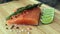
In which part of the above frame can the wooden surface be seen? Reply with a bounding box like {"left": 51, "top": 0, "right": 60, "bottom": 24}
{"left": 0, "top": 0, "right": 60, "bottom": 34}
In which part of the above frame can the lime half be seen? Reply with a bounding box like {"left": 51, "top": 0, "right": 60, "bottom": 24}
{"left": 41, "top": 7, "right": 54, "bottom": 24}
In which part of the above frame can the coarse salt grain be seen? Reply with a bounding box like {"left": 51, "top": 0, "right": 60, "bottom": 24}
{"left": 27, "top": 31, "right": 30, "bottom": 34}
{"left": 27, "top": 27, "right": 32, "bottom": 30}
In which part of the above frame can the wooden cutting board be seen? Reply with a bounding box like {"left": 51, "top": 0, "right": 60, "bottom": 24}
{"left": 0, "top": 0, "right": 60, "bottom": 34}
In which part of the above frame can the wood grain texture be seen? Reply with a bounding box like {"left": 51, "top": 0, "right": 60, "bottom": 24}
{"left": 0, "top": 0, "right": 60, "bottom": 34}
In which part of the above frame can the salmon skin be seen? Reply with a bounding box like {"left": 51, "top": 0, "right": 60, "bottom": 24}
{"left": 7, "top": 7, "right": 41, "bottom": 25}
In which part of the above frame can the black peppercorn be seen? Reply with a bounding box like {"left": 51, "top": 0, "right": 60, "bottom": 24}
{"left": 6, "top": 28, "right": 8, "bottom": 29}
{"left": 10, "top": 25, "right": 14, "bottom": 29}
{"left": 16, "top": 27, "right": 19, "bottom": 29}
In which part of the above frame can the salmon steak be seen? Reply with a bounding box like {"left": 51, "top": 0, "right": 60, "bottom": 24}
{"left": 6, "top": 5, "right": 41, "bottom": 25}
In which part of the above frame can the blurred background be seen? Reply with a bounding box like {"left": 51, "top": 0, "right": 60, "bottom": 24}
{"left": 0, "top": 0, "right": 60, "bottom": 10}
{"left": 37, "top": 0, "right": 60, "bottom": 10}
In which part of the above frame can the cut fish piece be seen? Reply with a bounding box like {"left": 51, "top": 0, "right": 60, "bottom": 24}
{"left": 7, "top": 7, "right": 41, "bottom": 25}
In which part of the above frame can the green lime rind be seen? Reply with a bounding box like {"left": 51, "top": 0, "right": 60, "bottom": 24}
{"left": 41, "top": 7, "right": 54, "bottom": 24}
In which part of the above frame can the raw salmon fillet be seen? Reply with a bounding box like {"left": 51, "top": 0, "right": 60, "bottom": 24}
{"left": 7, "top": 7, "right": 41, "bottom": 25}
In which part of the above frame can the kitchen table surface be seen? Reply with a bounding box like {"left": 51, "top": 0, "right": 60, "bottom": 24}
{"left": 0, "top": 0, "right": 60, "bottom": 34}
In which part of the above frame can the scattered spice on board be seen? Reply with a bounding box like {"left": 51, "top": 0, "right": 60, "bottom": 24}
{"left": 6, "top": 27, "right": 8, "bottom": 29}
{"left": 16, "top": 27, "right": 19, "bottom": 29}
{"left": 5, "top": 24, "right": 8, "bottom": 26}
{"left": 10, "top": 25, "right": 14, "bottom": 29}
